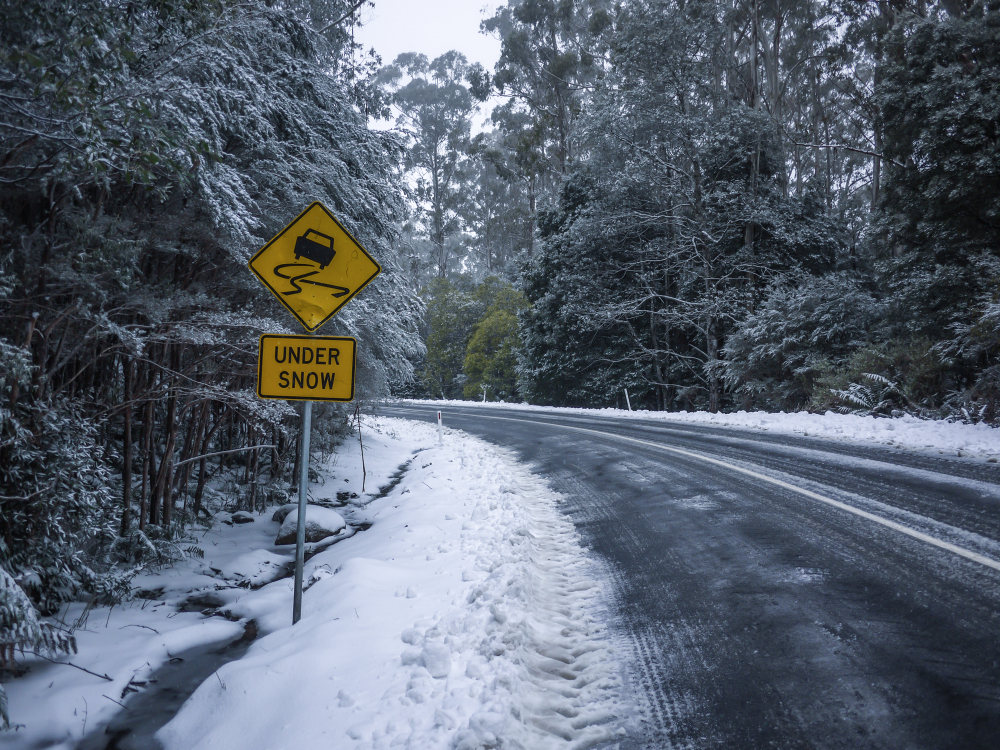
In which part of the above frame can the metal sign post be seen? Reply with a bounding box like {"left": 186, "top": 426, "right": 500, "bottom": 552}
{"left": 256, "top": 334, "right": 354, "bottom": 625}
{"left": 292, "top": 398, "right": 312, "bottom": 624}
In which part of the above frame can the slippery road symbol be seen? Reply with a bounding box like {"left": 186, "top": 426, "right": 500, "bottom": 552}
{"left": 273, "top": 263, "right": 350, "bottom": 297}
{"left": 247, "top": 201, "right": 381, "bottom": 331}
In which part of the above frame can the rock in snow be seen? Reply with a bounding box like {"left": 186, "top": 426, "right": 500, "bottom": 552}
{"left": 275, "top": 506, "right": 346, "bottom": 545}
{"left": 230, "top": 511, "right": 254, "bottom": 524}
{"left": 218, "top": 549, "right": 288, "bottom": 587}
{"left": 271, "top": 502, "right": 299, "bottom": 523}
{"left": 272, "top": 501, "right": 344, "bottom": 524}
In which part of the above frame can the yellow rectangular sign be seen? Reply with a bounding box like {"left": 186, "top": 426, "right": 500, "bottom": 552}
{"left": 257, "top": 334, "right": 356, "bottom": 402}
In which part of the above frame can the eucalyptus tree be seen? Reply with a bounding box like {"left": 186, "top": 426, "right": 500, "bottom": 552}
{"left": 479, "top": 0, "right": 612, "bottom": 184}
{"left": 876, "top": 1, "right": 1000, "bottom": 325}
{"left": 379, "top": 52, "right": 476, "bottom": 279}
{"left": 518, "top": 0, "right": 847, "bottom": 411}
{"left": 874, "top": 0, "right": 1000, "bottom": 394}
{"left": 518, "top": 171, "right": 662, "bottom": 407}
{"left": 464, "top": 130, "right": 533, "bottom": 275}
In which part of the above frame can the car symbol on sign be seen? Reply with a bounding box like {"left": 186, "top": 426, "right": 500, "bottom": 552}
{"left": 293, "top": 229, "right": 336, "bottom": 269}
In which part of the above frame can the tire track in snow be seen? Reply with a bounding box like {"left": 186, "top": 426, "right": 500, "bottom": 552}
{"left": 337, "top": 434, "right": 627, "bottom": 749}
{"left": 551, "top": 468, "right": 705, "bottom": 750}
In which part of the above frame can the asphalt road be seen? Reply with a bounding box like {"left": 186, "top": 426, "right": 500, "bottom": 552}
{"left": 381, "top": 404, "right": 1000, "bottom": 750}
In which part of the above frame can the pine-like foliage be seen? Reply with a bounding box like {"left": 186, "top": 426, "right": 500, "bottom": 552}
{"left": 724, "top": 272, "right": 881, "bottom": 410}
{"left": 1, "top": 567, "right": 76, "bottom": 728}
{"left": 878, "top": 2, "right": 1000, "bottom": 344}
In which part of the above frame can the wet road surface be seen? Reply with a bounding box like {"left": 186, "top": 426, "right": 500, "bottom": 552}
{"left": 383, "top": 404, "right": 1000, "bottom": 750}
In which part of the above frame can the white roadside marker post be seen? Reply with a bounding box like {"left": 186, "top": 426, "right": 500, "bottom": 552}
{"left": 437, "top": 411, "right": 443, "bottom": 446}
{"left": 292, "top": 398, "right": 312, "bottom": 624}
{"left": 624, "top": 388, "right": 632, "bottom": 411}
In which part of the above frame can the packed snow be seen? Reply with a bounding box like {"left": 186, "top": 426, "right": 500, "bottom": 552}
{"left": 0, "top": 417, "right": 624, "bottom": 750}
{"left": 402, "top": 400, "right": 1000, "bottom": 462}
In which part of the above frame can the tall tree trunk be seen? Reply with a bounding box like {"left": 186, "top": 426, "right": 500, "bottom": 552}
{"left": 194, "top": 404, "right": 226, "bottom": 517}
{"left": 120, "top": 356, "right": 133, "bottom": 535}
{"left": 140, "top": 394, "right": 153, "bottom": 529}
{"left": 748, "top": 0, "right": 762, "bottom": 253}
{"left": 527, "top": 178, "right": 536, "bottom": 257}
{"left": 4, "top": 316, "right": 37, "bottom": 465}
{"left": 248, "top": 439, "right": 260, "bottom": 512}
{"left": 872, "top": 124, "right": 882, "bottom": 211}
{"left": 156, "top": 346, "right": 180, "bottom": 527}
{"left": 270, "top": 425, "right": 280, "bottom": 480}
{"left": 707, "top": 317, "right": 720, "bottom": 414}
{"left": 171, "top": 401, "right": 205, "bottom": 496}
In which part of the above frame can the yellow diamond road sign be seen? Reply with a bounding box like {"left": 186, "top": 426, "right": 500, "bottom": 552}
{"left": 249, "top": 202, "right": 381, "bottom": 331}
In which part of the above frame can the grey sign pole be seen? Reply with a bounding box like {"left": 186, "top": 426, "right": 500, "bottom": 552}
{"left": 292, "top": 399, "right": 312, "bottom": 624}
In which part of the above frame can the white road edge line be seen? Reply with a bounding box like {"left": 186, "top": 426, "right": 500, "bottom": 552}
{"left": 393, "top": 407, "right": 1000, "bottom": 573}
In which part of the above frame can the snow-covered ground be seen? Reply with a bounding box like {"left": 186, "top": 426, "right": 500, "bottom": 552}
{"left": 401, "top": 400, "right": 1000, "bottom": 462}
{"left": 1, "top": 418, "right": 625, "bottom": 750}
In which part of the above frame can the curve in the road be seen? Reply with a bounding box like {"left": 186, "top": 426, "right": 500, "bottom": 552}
{"left": 383, "top": 404, "right": 1000, "bottom": 750}
{"left": 425, "top": 410, "right": 1000, "bottom": 573}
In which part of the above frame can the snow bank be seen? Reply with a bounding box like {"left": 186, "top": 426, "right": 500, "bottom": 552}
{"left": 0, "top": 417, "right": 624, "bottom": 750}
{"left": 157, "top": 418, "right": 624, "bottom": 749}
{"left": 402, "top": 400, "right": 1000, "bottom": 461}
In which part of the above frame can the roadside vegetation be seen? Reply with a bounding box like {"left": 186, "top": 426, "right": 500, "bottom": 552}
{"left": 391, "top": 1, "right": 1000, "bottom": 421}
{"left": 0, "top": 0, "right": 420, "bottom": 722}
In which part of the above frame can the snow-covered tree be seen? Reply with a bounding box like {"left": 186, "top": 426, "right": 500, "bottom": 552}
{"left": 0, "top": 1, "right": 420, "bottom": 711}
{"left": 378, "top": 52, "right": 476, "bottom": 279}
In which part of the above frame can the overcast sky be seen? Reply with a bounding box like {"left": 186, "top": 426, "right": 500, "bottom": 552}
{"left": 353, "top": 0, "right": 502, "bottom": 71}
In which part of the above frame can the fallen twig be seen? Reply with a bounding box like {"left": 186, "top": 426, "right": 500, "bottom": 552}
{"left": 102, "top": 694, "right": 129, "bottom": 710}
{"left": 32, "top": 653, "right": 112, "bottom": 682}
{"left": 173, "top": 445, "right": 277, "bottom": 468}
{"left": 118, "top": 624, "right": 160, "bottom": 634}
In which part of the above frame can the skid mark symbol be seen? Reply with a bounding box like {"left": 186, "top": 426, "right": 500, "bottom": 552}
{"left": 273, "top": 264, "right": 350, "bottom": 297}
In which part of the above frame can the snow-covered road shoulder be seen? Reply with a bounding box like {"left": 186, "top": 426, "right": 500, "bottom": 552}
{"left": 157, "top": 417, "right": 625, "bottom": 749}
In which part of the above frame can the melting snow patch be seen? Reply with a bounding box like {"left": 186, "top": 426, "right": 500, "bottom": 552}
{"left": 676, "top": 494, "right": 718, "bottom": 511}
